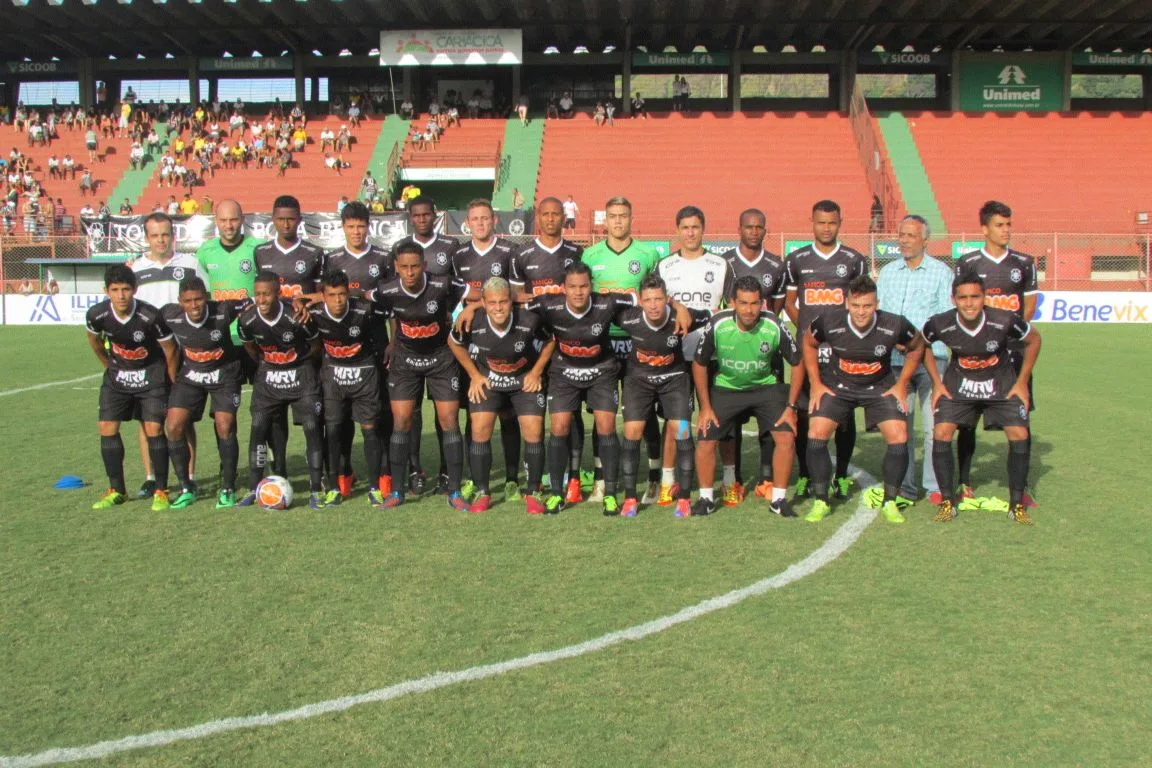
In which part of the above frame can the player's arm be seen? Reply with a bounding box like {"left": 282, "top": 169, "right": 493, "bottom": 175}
{"left": 522, "top": 336, "right": 554, "bottom": 394}
{"left": 448, "top": 328, "right": 489, "bottom": 403}
{"left": 85, "top": 328, "right": 110, "bottom": 369}
{"left": 782, "top": 258, "right": 800, "bottom": 325}
{"left": 920, "top": 319, "right": 951, "bottom": 407}
{"left": 1007, "top": 323, "right": 1041, "bottom": 409}
{"left": 666, "top": 298, "right": 694, "bottom": 335}
{"left": 802, "top": 330, "right": 832, "bottom": 411}
{"left": 160, "top": 337, "right": 180, "bottom": 382}
{"left": 1023, "top": 260, "right": 1039, "bottom": 321}
{"left": 1023, "top": 294, "right": 1037, "bottom": 322}
{"left": 692, "top": 327, "right": 719, "bottom": 434}
{"left": 886, "top": 327, "right": 926, "bottom": 404}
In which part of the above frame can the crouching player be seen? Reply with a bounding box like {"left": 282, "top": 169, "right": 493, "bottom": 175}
{"left": 693, "top": 276, "right": 801, "bottom": 518}
{"left": 803, "top": 275, "right": 925, "bottom": 524}
{"left": 161, "top": 276, "right": 247, "bottom": 509}
{"left": 450, "top": 277, "right": 554, "bottom": 513}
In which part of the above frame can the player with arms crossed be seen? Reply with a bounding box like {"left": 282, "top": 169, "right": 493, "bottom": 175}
{"left": 86, "top": 265, "right": 179, "bottom": 511}
{"left": 803, "top": 275, "right": 925, "bottom": 524}
{"left": 693, "top": 276, "right": 802, "bottom": 518}
{"left": 923, "top": 273, "right": 1041, "bottom": 525}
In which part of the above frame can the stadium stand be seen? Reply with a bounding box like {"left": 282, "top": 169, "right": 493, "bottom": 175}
{"left": 400, "top": 114, "right": 506, "bottom": 170}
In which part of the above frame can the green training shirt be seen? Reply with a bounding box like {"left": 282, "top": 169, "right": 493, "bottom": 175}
{"left": 582, "top": 238, "right": 662, "bottom": 337}
{"left": 195, "top": 235, "right": 260, "bottom": 342}
{"left": 694, "top": 309, "right": 799, "bottom": 391}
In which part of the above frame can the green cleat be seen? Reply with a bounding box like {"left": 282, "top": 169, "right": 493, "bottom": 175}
{"left": 833, "top": 476, "right": 854, "bottom": 500}
{"left": 793, "top": 476, "right": 811, "bottom": 499}
{"left": 881, "top": 500, "right": 906, "bottom": 524}
{"left": 544, "top": 494, "right": 565, "bottom": 514}
{"left": 602, "top": 496, "right": 620, "bottom": 516}
{"left": 804, "top": 499, "right": 831, "bottom": 523}
{"left": 504, "top": 480, "right": 522, "bottom": 501}
{"left": 322, "top": 490, "right": 342, "bottom": 507}
{"left": 459, "top": 479, "right": 476, "bottom": 500}
{"left": 151, "top": 490, "right": 170, "bottom": 512}
{"left": 170, "top": 489, "right": 197, "bottom": 510}
{"left": 367, "top": 489, "right": 385, "bottom": 507}
{"left": 215, "top": 489, "right": 236, "bottom": 509}
{"left": 92, "top": 489, "right": 127, "bottom": 510}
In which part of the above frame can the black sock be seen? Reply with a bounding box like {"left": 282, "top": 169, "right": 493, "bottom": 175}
{"left": 168, "top": 436, "right": 191, "bottom": 490}
{"left": 597, "top": 432, "right": 621, "bottom": 496}
{"left": 758, "top": 430, "right": 775, "bottom": 485}
{"left": 408, "top": 408, "right": 424, "bottom": 474}
{"left": 248, "top": 418, "right": 269, "bottom": 491}
{"left": 100, "top": 434, "right": 126, "bottom": 494}
{"left": 591, "top": 419, "right": 603, "bottom": 481}
{"left": 270, "top": 412, "right": 289, "bottom": 477}
{"left": 147, "top": 435, "right": 169, "bottom": 490}
{"left": 932, "top": 442, "right": 955, "bottom": 504}
{"left": 500, "top": 414, "right": 520, "bottom": 482}
{"left": 675, "top": 438, "right": 695, "bottom": 500}
{"left": 795, "top": 411, "right": 810, "bottom": 477}
{"left": 469, "top": 439, "right": 493, "bottom": 495}
{"left": 325, "top": 422, "right": 344, "bottom": 490}
{"left": 550, "top": 433, "right": 570, "bottom": 496}
{"left": 957, "top": 427, "right": 976, "bottom": 486}
{"left": 621, "top": 438, "right": 641, "bottom": 499}
{"left": 362, "top": 426, "right": 382, "bottom": 486}
{"left": 442, "top": 428, "right": 464, "bottom": 493}
{"left": 733, "top": 427, "right": 744, "bottom": 485}
{"left": 1008, "top": 439, "right": 1030, "bottom": 508}
{"left": 569, "top": 418, "right": 584, "bottom": 477}
{"left": 806, "top": 438, "right": 831, "bottom": 500}
{"left": 883, "top": 443, "right": 909, "bottom": 503}
{"left": 389, "top": 430, "right": 410, "bottom": 494}
{"left": 218, "top": 434, "right": 239, "bottom": 490}
{"left": 339, "top": 420, "right": 355, "bottom": 475}
{"left": 834, "top": 420, "right": 856, "bottom": 478}
{"left": 433, "top": 415, "right": 448, "bottom": 476}
{"left": 302, "top": 420, "right": 324, "bottom": 493}
{"left": 644, "top": 414, "right": 662, "bottom": 482}
{"left": 524, "top": 440, "right": 544, "bottom": 492}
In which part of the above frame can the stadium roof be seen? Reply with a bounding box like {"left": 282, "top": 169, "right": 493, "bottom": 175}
{"left": 3, "top": 0, "right": 1152, "bottom": 62}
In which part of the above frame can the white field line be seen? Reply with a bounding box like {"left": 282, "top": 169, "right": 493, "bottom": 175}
{"left": 0, "top": 374, "right": 102, "bottom": 398}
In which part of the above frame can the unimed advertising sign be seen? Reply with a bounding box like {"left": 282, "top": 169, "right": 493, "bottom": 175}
{"left": 379, "top": 29, "right": 522, "bottom": 66}
{"left": 958, "top": 53, "right": 1065, "bottom": 111}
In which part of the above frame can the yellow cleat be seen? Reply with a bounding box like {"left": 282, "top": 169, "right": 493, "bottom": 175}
{"left": 722, "top": 481, "right": 746, "bottom": 507}
{"left": 656, "top": 483, "right": 678, "bottom": 507}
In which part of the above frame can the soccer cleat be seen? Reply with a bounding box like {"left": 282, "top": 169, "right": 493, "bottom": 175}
{"left": 151, "top": 490, "right": 170, "bottom": 512}
{"left": 236, "top": 490, "right": 258, "bottom": 507}
{"left": 564, "top": 477, "right": 584, "bottom": 505}
{"left": 602, "top": 496, "right": 620, "bottom": 516}
{"left": 959, "top": 484, "right": 975, "bottom": 499}
{"left": 524, "top": 495, "right": 546, "bottom": 515}
{"left": 928, "top": 491, "right": 945, "bottom": 505}
{"left": 309, "top": 492, "right": 326, "bottom": 510}
{"left": 377, "top": 491, "right": 405, "bottom": 509}
{"left": 407, "top": 471, "right": 426, "bottom": 496}
{"left": 620, "top": 498, "right": 639, "bottom": 517}
{"left": 504, "top": 480, "right": 522, "bottom": 501}
{"left": 832, "top": 476, "right": 854, "bottom": 500}
{"left": 469, "top": 494, "right": 492, "bottom": 514}
{"left": 459, "top": 479, "right": 476, "bottom": 500}
{"left": 367, "top": 489, "right": 386, "bottom": 507}
{"left": 378, "top": 475, "right": 393, "bottom": 496}
{"left": 722, "top": 482, "right": 746, "bottom": 507}
{"left": 1008, "top": 504, "right": 1034, "bottom": 525}
{"left": 586, "top": 479, "right": 606, "bottom": 503}
{"left": 337, "top": 474, "right": 355, "bottom": 497}
{"left": 215, "top": 489, "right": 236, "bottom": 509}
{"left": 137, "top": 479, "right": 157, "bottom": 499}
{"left": 322, "top": 490, "right": 343, "bottom": 507}
{"left": 690, "top": 497, "right": 716, "bottom": 517}
{"left": 881, "top": 500, "right": 906, "bottom": 524}
{"left": 92, "top": 489, "right": 126, "bottom": 510}
{"left": 894, "top": 495, "right": 916, "bottom": 509}
{"left": 543, "top": 494, "right": 565, "bottom": 514}
{"left": 804, "top": 499, "right": 831, "bottom": 523}
{"left": 447, "top": 491, "right": 470, "bottom": 511}
{"left": 170, "top": 489, "right": 197, "bottom": 510}
{"left": 640, "top": 480, "right": 661, "bottom": 505}
{"left": 433, "top": 472, "right": 451, "bottom": 495}
{"left": 185, "top": 478, "right": 198, "bottom": 496}
{"left": 933, "top": 500, "right": 957, "bottom": 522}
{"left": 656, "top": 483, "right": 678, "bottom": 507}
{"left": 770, "top": 498, "right": 797, "bottom": 518}
{"left": 793, "top": 476, "right": 811, "bottom": 500}
{"left": 1021, "top": 489, "right": 1038, "bottom": 508}
{"left": 674, "top": 498, "right": 693, "bottom": 518}
{"left": 579, "top": 469, "right": 596, "bottom": 489}
{"left": 754, "top": 480, "right": 774, "bottom": 500}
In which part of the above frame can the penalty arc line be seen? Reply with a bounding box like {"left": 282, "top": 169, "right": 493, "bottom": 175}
{"left": 0, "top": 468, "right": 879, "bottom": 768}
{"left": 0, "top": 374, "right": 102, "bottom": 398}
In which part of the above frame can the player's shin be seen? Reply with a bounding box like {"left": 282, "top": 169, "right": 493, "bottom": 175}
{"left": 270, "top": 412, "right": 289, "bottom": 477}
{"left": 524, "top": 439, "right": 544, "bottom": 492}
{"left": 758, "top": 430, "right": 775, "bottom": 485}
{"left": 408, "top": 409, "right": 424, "bottom": 474}
{"left": 932, "top": 442, "right": 956, "bottom": 504}
{"left": 568, "top": 418, "right": 584, "bottom": 476}
{"left": 146, "top": 434, "right": 170, "bottom": 490}
{"left": 1007, "top": 439, "right": 1030, "bottom": 508}
{"left": 621, "top": 438, "right": 641, "bottom": 499}
{"left": 169, "top": 436, "right": 192, "bottom": 489}
{"left": 549, "top": 433, "right": 569, "bottom": 496}
{"left": 957, "top": 426, "right": 976, "bottom": 486}
{"left": 834, "top": 420, "right": 856, "bottom": 479}
{"left": 643, "top": 414, "right": 662, "bottom": 482}
{"left": 441, "top": 427, "right": 464, "bottom": 493}
{"left": 100, "top": 434, "right": 127, "bottom": 494}
{"left": 301, "top": 419, "right": 325, "bottom": 493}
{"left": 248, "top": 419, "right": 269, "bottom": 491}
{"left": 361, "top": 425, "right": 382, "bottom": 486}
{"left": 675, "top": 438, "right": 695, "bottom": 500}
{"left": 795, "top": 412, "right": 810, "bottom": 477}
{"left": 218, "top": 434, "right": 239, "bottom": 490}
{"left": 500, "top": 414, "right": 520, "bottom": 483}
{"left": 883, "top": 443, "right": 910, "bottom": 503}
{"left": 806, "top": 438, "right": 832, "bottom": 501}
{"left": 596, "top": 432, "right": 621, "bottom": 496}
{"left": 325, "top": 422, "right": 344, "bottom": 491}
{"left": 339, "top": 420, "right": 355, "bottom": 476}
{"left": 469, "top": 439, "right": 493, "bottom": 495}
{"left": 389, "top": 430, "right": 410, "bottom": 494}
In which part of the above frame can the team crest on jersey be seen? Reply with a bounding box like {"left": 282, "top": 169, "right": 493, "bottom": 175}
{"left": 986, "top": 340, "right": 999, "bottom": 352}
{"left": 239, "top": 259, "right": 253, "bottom": 274}
{"left": 591, "top": 323, "right": 604, "bottom": 335}
{"left": 349, "top": 326, "right": 361, "bottom": 337}
{"left": 490, "top": 262, "right": 503, "bottom": 276}
{"left": 368, "top": 264, "right": 380, "bottom": 278}
{"left": 282, "top": 331, "right": 294, "bottom": 342}
{"left": 874, "top": 345, "right": 887, "bottom": 357}
{"left": 436, "top": 253, "right": 449, "bottom": 266}
{"left": 628, "top": 260, "right": 641, "bottom": 275}
{"left": 426, "top": 300, "right": 438, "bottom": 313}
{"left": 759, "top": 341, "right": 770, "bottom": 353}
{"left": 514, "top": 340, "right": 525, "bottom": 353}
{"left": 563, "top": 258, "right": 573, "bottom": 268}
{"left": 835, "top": 264, "right": 849, "bottom": 278}
{"left": 210, "top": 329, "right": 222, "bottom": 342}
{"left": 294, "top": 260, "right": 307, "bottom": 274}
{"left": 172, "top": 267, "right": 185, "bottom": 280}
{"left": 1010, "top": 268, "right": 1023, "bottom": 284}
{"left": 508, "top": 219, "right": 526, "bottom": 236}
{"left": 666, "top": 335, "right": 679, "bottom": 347}
{"left": 704, "top": 271, "right": 714, "bottom": 283}
{"left": 132, "top": 330, "right": 145, "bottom": 342}
{"left": 763, "top": 274, "right": 773, "bottom": 286}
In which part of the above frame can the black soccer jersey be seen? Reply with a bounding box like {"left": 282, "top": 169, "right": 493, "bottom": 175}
{"left": 236, "top": 300, "right": 318, "bottom": 368}
{"left": 451, "top": 240, "right": 517, "bottom": 295}
{"left": 526, "top": 293, "right": 635, "bottom": 372}
{"left": 161, "top": 300, "right": 245, "bottom": 379}
{"left": 370, "top": 274, "right": 465, "bottom": 356}
{"left": 308, "top": 297, "right": 387, "bottom": 367}
{"left": 253, "top": 239, "right": 325, "bottom": 298}
{"left": 954, "top": 248, "right": 1038, "bottom": 318}
{"left": 615, "top": 305, "right": 708, "bottom": 379}
{"left": 783, "top": 243, "right": 867, "bottom": 333}
{"left": 393, "top": 233, "right": 459, "bottom": 277}
{"left": 721, "top": 248, "right": 787, "bottom": 303}
{"left": 449, "top": 307, "right": 548, "bottom": 391}
{"left": 809, "top": 309, "right": 917, "bottom": 391}
{"left": 510, "top": 238, "right": 583, "bottom": 297}
{"left": 322, "top": 245, "right": 393, "bottom": 297}
{"left": 921, "top": 307, "right": 1031, "bottom": 401}
{"left": 86, "top": 300, "right": 172, "bottom": 385}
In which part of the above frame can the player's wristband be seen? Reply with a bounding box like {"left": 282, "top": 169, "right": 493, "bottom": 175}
{"left": 788, "top": 402, "right": 800, "bottom": 411}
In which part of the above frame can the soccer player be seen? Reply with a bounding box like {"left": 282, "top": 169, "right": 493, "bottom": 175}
{"left": 802, "top": 275, "right": 926, "bottom": 524}
{"left": 510, "top": 196, "right": 584, "bottom": 302}
{"left": 161, "top": 276, "right": 246, "bottom": 509}
{"left": 322, "top": 201, "right": 395, "bottom": 497}
{"left": 922, "top": 273, "right": 1041, "bottom": 525}
{"left": 86, "top": 265, "right": 179, "bottom": 511}
{"left": 655, "top": 205, "right": 732, "bottom": 505}
{"left": 581, "top": 196, "right": 665, "bottom": 504}
{"left": 449, "top": 277, "right": 554, "bottom": 513}
{"left": 616, "top": 274, "right": 710, "bottom": 518}
{"left": 195, "top": 199, "right": 258, "bottom": 304}
{"left": 784, "top": 200, "right": 867, "bottom": 501}
{"left": 308, "top": 270, "right": 390, "bottom": 508}
{"left": 370, "top": 242, "right": 470, "bottom": 511}
{"left": 953, "top": 201, "right": 1039, "bottom": 503}
{"left": 253, "top": 194, "right": 325, "bottom": 299}
{"left": 693, "top": 276, "right": 802, "bottom": 518}
{"left": 236, "top": 271, "right": 326, "bottom": 510}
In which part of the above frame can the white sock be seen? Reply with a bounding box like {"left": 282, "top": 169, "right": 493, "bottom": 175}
{"left": 146, "top": 474, "right": 156, "bottom": 481}
{"left": 649, "top": 458, "right": 661, "bottom": 471}
{"left": 661, "top": 467, "right": 675, "bottom": 485}
{"left": 772, "top": 487, "right": 787, "bottom": 502}
{"left": 700, "top": 487, "right": 714, "bottom": 501}
{"left": 594, "top": 456, "right": 602, "bottom": 469}
{"left": 722, "top": 465, "right": 736, "bottom": 485}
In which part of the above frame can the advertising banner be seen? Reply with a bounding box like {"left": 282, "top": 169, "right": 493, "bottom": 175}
{"left": 958, "top": 53, "right": 1065, "bottom": 111}
{"left": 1032, "top": 291, "right": 1152, "bottom": 323}
{"left": 631, "top": 52, "right": 731, "bottom": 68}
{"left": 198, "top": 56, "right": 293, "bottom": 73}
{"left": 1072, "top": 52, "right": 1152, "bottom": 68}
{"left": 5, "top": 293, "right": 105, "bottom": 326}
{"left": 379, "top": 29, "right": 522, "bottom": 66}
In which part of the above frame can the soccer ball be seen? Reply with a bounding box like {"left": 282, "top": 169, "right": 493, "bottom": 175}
{"left": 256, "top": 475, "right": 294, "bottom": 510}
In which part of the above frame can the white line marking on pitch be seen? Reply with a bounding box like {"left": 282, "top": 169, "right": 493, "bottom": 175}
{"left": 0, "top": 469, "right": 879, "bottom": 768}
{"left": 0, "top": 374, "right": 101, "bottom": 398}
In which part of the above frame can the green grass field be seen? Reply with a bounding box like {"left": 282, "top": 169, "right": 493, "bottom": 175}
{"left": 2, "top": 324, "right": 1151, "bottom": 766}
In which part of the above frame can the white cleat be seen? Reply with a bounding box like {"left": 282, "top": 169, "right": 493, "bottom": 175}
{"left": 640, "top": 480, "right": 660, "bottom": 505}
{"left": 586, "top": 479, "right": 606, "bottom": 503}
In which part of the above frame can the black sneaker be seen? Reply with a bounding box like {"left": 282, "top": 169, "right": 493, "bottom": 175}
{"left": 691, "top": 497, "right": 717, "bottom": 517}
{"left": 770, "top": 498, "right": 797, "bottom": 518}
{"left": 408, "top": 471, "right": 428, "bottom": 496}
{"left": 433, "top": 472, "right": 450, "bottom": 495}
{"left": 137, "top": 479, "right": 157, "bottom": 499}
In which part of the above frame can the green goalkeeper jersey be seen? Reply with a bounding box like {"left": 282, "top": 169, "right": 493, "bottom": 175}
{"left": 195, "top": 235, "right": 259, "bottom": 342}
{"left": 582, "top": 238, "right": 662, "bottom": 337}
{"left": 694, "top": 309, "right": 800, "bottom": 391}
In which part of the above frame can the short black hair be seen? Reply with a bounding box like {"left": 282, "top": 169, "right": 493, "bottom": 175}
{"left": 340, "top": 200, "right": 370, "bottom": 223}
{"left": 178, "top": 276, "right": 208, "bottom": 295}
{"left": 407, "top": 195, "right": 435, "bottom": 212}
{"left": 952, "top": 271, "right": 985, "bottom": 295}
{"left": 538, "top": 196, "right": 562, "bottom": 209}
{"left": 847, "top": 275, "right": 877, "bottom": 296}
{"left": 322, "top": 270, "right": 349, "bottom": 290}
{"left": 254, "top": 270, "right": 281, "bottom": 289}
{"left": 564, "top": 260, "right": 593, "bottom": 280}
{"left": 732, "top": 275, "right": 764, "bottom": 299}
{"left": 143, "top": 211, "right": 172, "bottom": 230}
{"left": 675, "top": 205, "right": 705, "bottom": 228}
{"left": 639, "top": 274, "right": 667, "bottom": 294}
{"left": 812, "top": 199, "right": 841, "bottom": 217}
{"left": 739, "top": 208, "right": 766, "bottom": 225}
{"left": 104, "top": 264, "right": 136, "bottom": 288}
{"left": 979, "top": 200, "right": 1012, "bottom": 227}
{"left": 393, "top": 241, "right": 424, "bottom": 260}
{"left": 272, "top": 194, "right": 301, "bottom": 212}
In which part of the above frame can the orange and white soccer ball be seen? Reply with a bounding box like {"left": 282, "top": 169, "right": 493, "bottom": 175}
{"left": 256, "top": 475, "right": 294, "bottom": 510}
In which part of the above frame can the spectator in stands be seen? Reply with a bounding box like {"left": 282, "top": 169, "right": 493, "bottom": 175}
{"left": 85, "top": 128, "right": 99, "bottom": 163}
{"left": 632, "top": 92, "right": 647, "bottom": 118}
{"left": 40, "top": 197, "right": 55, "bottom": 235}
{"left": 45, "top": 270, "right": 59, "bottom": 295}
{"left": 164, "top": 196, "right": 178, "bottom": 216}
{"left": 468, "top": 92, "right": 481, "bottom": 119}
{"left": 594, "top": 102, "right": 606, "bottom": 126}
{"left": 290, "top": 103, "right": 306, "bottom": 126}
{"left": 671, "top": 76, "right": 684, "bottom": 111}
{"left": 362, "top": 171, "right": 378, "bottom": 201}
{"left": 447, "top": 104, "right": 460, "bottom": 127}
{"left": 28, "top": 120, "right": 47, "bottom": 147}
{"left": 200, "top": 194, "right": 213, "bottom": 215}
{"left": 869, "top": 195, "right": 885, "bottom": 233}
{"left": 1, "top": 199, "right": 15, "bottom": 235}
{"left": 120, "top": 199, "right": 135, "bottom": 215}
{"left": 324, "top": 152, "right": 342, "bottom": 176}
{"left": 292, "top": 125, "right": 308, "bottom": 152}
{"left": 400, "top": 98, "right": 415, "bottom": 120}
{"left": 98, "top": 201, "right": 110, "bottom": 219}
{"left": 47, "top": 154, "right": 60, "bottom": 180}
{"left": 681, "top": 76, "right": 692, "bottom": 110}
{"left": 22, "top": 197, "right": 38, "bottom": 235}
{"left": 54, "top": 198, "right": 66, "bottom": 232}
{"left": 348, "top": 102, "right": 362, "bottom": 128}
{"left": 605, "top": 99, "right": 616, "bottom": 126}
{"left": 320, "top": 126, "right": 335, "bottom": 152}
{"left": 173, "top": 159, "right": 188, "bottom": 186}
{"left": 337, "top": 195, "right": 349, "bottom": 215}
{"left": 79, "top": 201, "right": 94, "bottom": 218}
{"left": 517, "top": 95, "right": 529, "bottom": 125}
{"left": 563, "top": 195, "right": 579, "bottom": 233}
{"left": 228, "top": 111, "right": 245, "bottom": 137}
{"left": 336, "top": 125, "right": 352, "bottom": 153}
{"left": 179, "top": 192, "right": 199, "bottom": 215}
{"left": 79, "top": 169, "right": 95, "bottom": 197}
{"left": 559, "top": 92, "right": 574, "bottom": 119}
{"left": 129, "top": 141, "right": 145, "bottom": 171}
{"left": 18, "top": 277, "right": 35, "bottom": 295}
{"left": 369, "top": 197, "right": 387, "bottom": 214}
{"left": 277, "top": 149, "right": 293, "bottom": 177}
{"left": 512, "top": 188, "right": 525, "bottom": 209}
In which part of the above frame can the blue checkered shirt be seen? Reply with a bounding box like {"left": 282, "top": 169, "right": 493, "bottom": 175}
{"left": 877, "top": 254, "right": 954, "bottom": 365}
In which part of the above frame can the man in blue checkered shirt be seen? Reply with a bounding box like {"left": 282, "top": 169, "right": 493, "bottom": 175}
{"left": 877, "top": 215, "right": 954, "bottom": 503}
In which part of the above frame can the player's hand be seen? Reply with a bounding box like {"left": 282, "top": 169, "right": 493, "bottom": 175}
{"left": 883, "top": 382, "right": 908, "bottom": 412}
{"left": 381, "top": 343, "right": 394, "bottom": 369}
{"left": 931, "top": 382, "right": 952, "bottom": 409}
{"left": 1007, "top": 382, "right": 1030, "bottom": 411}
{"left": 455, "top": 303, "right": 478, "bottom": 333}
{"left": 522, "top": 370, "right": 543, "bottom": 393}
{"left": 672, "top": 304, "right": 693, "bottom": 336}
{"left": 697, "top": 406, "right": 719, "bottom": 437}
{"left": 775, "top": 406, "right": 797, "bottom": 433}
{"left": 291, "top": 297, "right": 310, "bottom": 323}
{"left": 468, "top": 374, "right": 490, "bottom": 403}
{"left": 808, "top": 382, "right": 833, "bottom": 412}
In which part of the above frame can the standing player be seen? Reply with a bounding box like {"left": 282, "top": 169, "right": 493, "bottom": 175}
{"left": 86, "top": 265, "right": 179, "bottom": 511}
{"left": 581, "top": 196, "right": 665, "bottom": 504}
{"left": 784, "top": 200, "right": 867, "bottom": 500}
{"left": 254, "top": 195, "right": 325, "bottom": 300}
{"left": 161, "top": 276, "right": 247, "bottom": 509}
{"left": 922, "top": 273, "right": 1041, "bottom": 525}
{"left": 236, "top": 271, "right": 326, "bottom": 510}
{"left": 308, "top": 270, "right": 389, "bottom": 508}
{"left": 370, "top": 242, "right": 470, "bottom": 511}
{"left": 693, "top": 276, "right": 802, "bottom": 518}
{"left": 802, "top": 276, "right": 926, "bottom": 524}
{"left": 510, "top": 196, "right": 583, "bottom": 302}
{"left": 953, "top": 201, "right": 1039, "bottom": 504}
{"left": 195, "top": 199, "right": 258, "bottom": 304}
{"left": 449, "top": 277, "right": 554, "bottom": 513}
{"left": 655, "top": 205, "right": 732, "bottom": 505}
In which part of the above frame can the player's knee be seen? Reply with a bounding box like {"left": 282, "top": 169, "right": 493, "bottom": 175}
{"left": 772, "top": 430, "right": 794, "bottom": 447}
{"left": 142, "top": 421, "right": 164, "bottom": 438}
{"left": 673, "top": 419, "right": 691, "bottom": 440}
